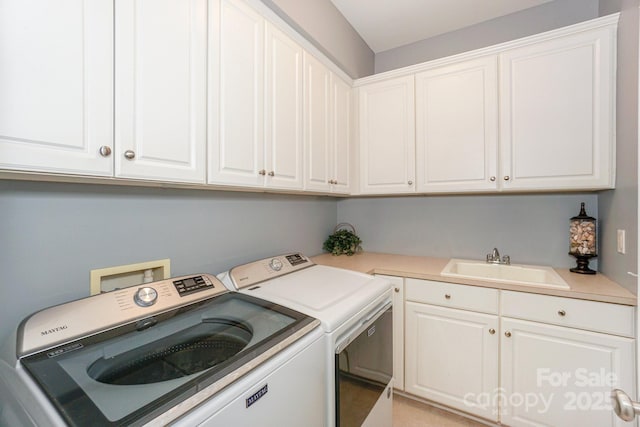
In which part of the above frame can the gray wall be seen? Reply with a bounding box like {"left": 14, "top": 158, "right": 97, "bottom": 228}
{"left": 598, "top": 0, "right": 639, "bottom": 293}
{"left": 0, "top": 181, "right": 337, "bottom": 347}
{"left": 337, "top": 194, "right": 598, "bottom": 269}
{"left": 259, "top": 0, "right": 374, "bottom": 78}
{"left": 375, "top": 0, "right": 600, "bottom": 73}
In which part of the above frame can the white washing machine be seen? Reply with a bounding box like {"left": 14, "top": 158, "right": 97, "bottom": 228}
{"left": 218, "top": 253, "right": 394, "bottom": 427}
{"left": 0, "top": 274, "right": 326, "bottom": 427}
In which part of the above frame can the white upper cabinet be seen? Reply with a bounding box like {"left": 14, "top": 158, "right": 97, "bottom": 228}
{"left": 331, "top": 76, "right": 352, "bottom": 194}
{"left": 208, "top": 0, "right": 265, "bottom": 187}
{"left": 265, "top": 23, "right": 303, "bottom": 190}
{"left": 0, "top": 0, "right": 114, "bottom": 176}
{"left": 416, "top": 56, "right": 498, "bottom": 192}
{"left": 499, "top": 25, "right": 616, "bottom": 191}
{"left": 209, "top": 1, "right": 302, "bottom": 190}
{"left": 304, "top": 53, "right": 332, "bottom": 192}
{"left": 357, "top": 15, "right": 617, "bottom": 196}
{"left": 359, "top": 76, "right": 416, "bottom": 194}
{"left": 115, "top": 0, "right": 207, "bottom": 183}
{"left": 304, "top": 53, "right": 351, "bottom": 194}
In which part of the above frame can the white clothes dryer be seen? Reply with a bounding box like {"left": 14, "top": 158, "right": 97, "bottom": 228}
{"left": 218, "top": 253, "right": 394, "bottom": 427}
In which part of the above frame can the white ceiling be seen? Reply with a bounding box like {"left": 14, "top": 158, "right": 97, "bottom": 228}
{"left": 330, "top": 0, "right": 555, "bottom": 53}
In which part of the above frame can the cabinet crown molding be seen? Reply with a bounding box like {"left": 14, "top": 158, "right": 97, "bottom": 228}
{"left": 354, "top": 12, "right": 619, "bottom": 87}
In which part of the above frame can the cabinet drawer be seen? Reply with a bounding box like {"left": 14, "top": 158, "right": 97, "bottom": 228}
{"left": 501, "top": 291, "right": 634, "bottom": 337}
{"left": 405, "top": 279, "right": 498, "bottom": 314}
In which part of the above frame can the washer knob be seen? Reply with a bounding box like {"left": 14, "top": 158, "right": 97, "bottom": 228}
{"left": 269, "top": 258, "right": 283, "bottom": 271}
{"left": 134, "top": 287, "right": 158, "bottom": 307}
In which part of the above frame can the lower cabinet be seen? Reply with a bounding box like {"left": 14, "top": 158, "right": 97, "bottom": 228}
{"left": 405, "top": 302, "right": 499, "bottom": 420}
{"left": 501, "top": 317, "right": 634, "bottom": 427}
{"left": 402, "top": 278, "right": 636, "bottom": 427}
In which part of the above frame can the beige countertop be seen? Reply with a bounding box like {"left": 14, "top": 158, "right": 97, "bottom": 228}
{"left": 311, "top": 252, "right": 637, "bottom": 306}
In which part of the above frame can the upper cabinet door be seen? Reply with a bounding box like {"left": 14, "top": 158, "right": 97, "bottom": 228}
{"left": 0, "top": 0, "right": 113, "bottom": 176}
{"left": 265, "top": 23, "right": 303, "bottom": 190}
{"left": 416, "top": 57, "right": 498, "bottom": 193}
{"left": 499, "top": 26, "right": 616, "bottom": 191}
{"left": 115, "top": 0, "right": 207, "bottom": 183}
{"left": 304, "top": 52, "right": 332, "bottom": 192}
{"left": 359, "top": 76, "right": 416, "bottom": 194}
{"left": 331, "top": 76, "right": 352, "bottom": 194}
{"left": 208, "top": 0, "right": 265, "bottom": 187}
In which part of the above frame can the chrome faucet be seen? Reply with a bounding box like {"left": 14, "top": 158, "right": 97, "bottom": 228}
{"left": 486, "top": 247, "right": 510, "bottom": 265}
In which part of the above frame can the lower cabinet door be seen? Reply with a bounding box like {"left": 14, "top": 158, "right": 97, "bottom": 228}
{"left": 405, "top": 302, "right": 499, "bottom": 420}
{"left": 501, "top": 317, "right": 635, "bottom": 427}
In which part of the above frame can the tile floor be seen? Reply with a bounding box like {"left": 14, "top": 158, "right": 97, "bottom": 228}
{"left": 393, "top": 394, "right": 490, "bottom": 427}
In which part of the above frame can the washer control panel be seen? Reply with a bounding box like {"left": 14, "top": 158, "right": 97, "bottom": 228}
{"left": 228, "top": 253, "right": 314, "bottom": 289}
{"left": 18, "top": 273, "right": 227, "bottom": 357}
{"left": 173, "top": 275, "right": 216, "bottom": 296}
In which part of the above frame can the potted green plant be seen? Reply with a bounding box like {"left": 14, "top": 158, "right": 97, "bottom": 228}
{"left": 323, "top": 223, "right": 362, "bottom": 256}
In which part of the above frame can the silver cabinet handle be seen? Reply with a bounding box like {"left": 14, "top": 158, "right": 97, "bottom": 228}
{"left": 505, "top": 331, "right": 512, "bottom": 337}
{"left": 268, "top": 171, "right": 275, "bottom": 177}
{"left": 124, "top": 150, "right": 135, "bottom": 160}
{"left": 408, "top": 180, "right": 413, "bottom": 185}
{"left": 489, "top": 328, "right": 496, "bottom": 335}
{"left": 558, "top": 310, "right": 566, "bottom": 316}
{"left": 258, "top": 169, "right": 266, "bottom": 176}
{"left": 444, "top": 294, "right": 451, "bottom": 300}
{"left": 612, "top": 389, "right": 640, "bottom": 421}
{"left": 489, "top": 176, "right": 496, "bottom": 182}
{"left": 504, "top": 176, "right": 510, "bottom": 181}
{"left": 394, "top": 287, "right": 400, "bottom": 293}
{"left": 99, "top": 146, "right": 112, "bottom": 157}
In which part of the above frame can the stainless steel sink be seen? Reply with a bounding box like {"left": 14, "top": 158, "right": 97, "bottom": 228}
{"left": 441, "top": 258, "right": 570, "bottom": 289}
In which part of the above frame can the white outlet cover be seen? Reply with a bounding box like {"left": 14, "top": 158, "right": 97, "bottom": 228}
{"left": 617, "top": 229, "right": 626, "bottom": 254}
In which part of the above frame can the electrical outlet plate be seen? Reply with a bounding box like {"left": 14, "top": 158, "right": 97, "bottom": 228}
{"left": 617, "top": 229, "right": 626, "bottom": 254}
{"left": 90, "top": 259, "right": 171, "bottom": 295}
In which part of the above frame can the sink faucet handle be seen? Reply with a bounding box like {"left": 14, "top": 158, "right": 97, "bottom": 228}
{"left": 502, "top": 255, "right": 511, "bottom": 265}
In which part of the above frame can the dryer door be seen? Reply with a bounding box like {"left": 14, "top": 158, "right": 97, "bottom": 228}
{"left": 335, "top": 303, "right": 393, "bottom": 427}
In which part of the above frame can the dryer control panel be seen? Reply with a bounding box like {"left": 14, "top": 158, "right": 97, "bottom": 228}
{"left": 226, "top": 253, "right": 314, "bottom": 290}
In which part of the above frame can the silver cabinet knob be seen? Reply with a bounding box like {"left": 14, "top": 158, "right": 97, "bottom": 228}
{"left": 394, "top": 287, "right": 400, "bottom": 293}
{"left": 489, "top": 176, "right": 496, "bottom": 182}
{"left": 258, "top": 169, "right": 266, "bottom": 176}
{"left": 124, "top": 150, "right": 136, "bottom": 160}
{"left": 612, "top": 389, "right": 640, "bottom": 422}
{"left": 268, "top": 171, "right": 275, "bottom": 177}
{"left": 444, "top": 294, "right": 451, "bottom": 300}
{"left": 558, "top": 310, "right": 566, "bottom": 316}
{"left": 489, "top": 328, "right": 496, "bottom": 335}
{"left": 505, "top": 331, "right": 512, "bottom": 337}
{"left": 98, "top": 146, "right": 112, "bottom": 157}
{"left": 408, "top": 180, "right": 413, "bottom": 185}
{"left": 504, "top": 176, "right": 510, "bottom": 181}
